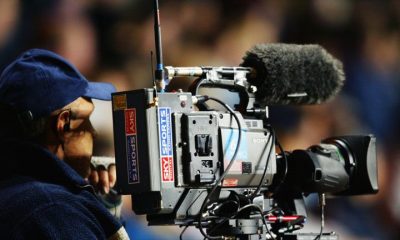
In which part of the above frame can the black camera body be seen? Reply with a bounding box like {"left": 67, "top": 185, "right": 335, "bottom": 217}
{"left": 112, "top": 88, "right": 276, "bottom": 216}
{"left": 111, "top": 78, "right": 378, "bottom": 239}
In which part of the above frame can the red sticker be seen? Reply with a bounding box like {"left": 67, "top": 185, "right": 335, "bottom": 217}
{"left": 161, "top": 156, "right": 174, "bottom": 182}
{"left": 125, "top": 109, "right": 136, "bottom": 135}
{"left": 223, "top": 178, "right": 238, "bottom": 187}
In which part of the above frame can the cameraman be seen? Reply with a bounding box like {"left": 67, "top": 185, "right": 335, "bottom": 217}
{"left": 0, "top": 49, "right": 129, "bottom": 239}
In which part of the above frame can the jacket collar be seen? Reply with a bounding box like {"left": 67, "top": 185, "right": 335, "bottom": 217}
{"left": 0, "top": 139, "right": 88, "bottom": 188}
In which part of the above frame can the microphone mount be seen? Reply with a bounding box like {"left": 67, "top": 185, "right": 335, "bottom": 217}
{"left": 165, "top": 66, "right": 263, "bottom": 115}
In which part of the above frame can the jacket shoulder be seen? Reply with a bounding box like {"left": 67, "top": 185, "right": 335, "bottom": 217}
{"left": 0, "top": 176, "right": 88, "bottom": 236}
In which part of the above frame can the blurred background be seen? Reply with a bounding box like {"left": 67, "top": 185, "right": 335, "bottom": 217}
{"left": 1, "top": 0, "right": 399, "bottom": 239}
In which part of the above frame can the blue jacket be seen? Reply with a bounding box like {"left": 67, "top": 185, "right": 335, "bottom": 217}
{"left": 0, "top": 140, "right": 125, "bottom": 239}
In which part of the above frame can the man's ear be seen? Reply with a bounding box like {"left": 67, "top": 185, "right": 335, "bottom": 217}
{"left": 56, "top": 110, "right": 71, "bottom": 140}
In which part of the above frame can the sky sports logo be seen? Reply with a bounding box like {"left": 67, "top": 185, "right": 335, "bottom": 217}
{"left": 125, "top": 108, "right": 136, "bottom": 135}
{"left": 161, "top": 156, "right": 174, "bottom": 182}
{"left": 125, "top": 108, "right": 139, "bottom": 184}
{"left": 127, "top": 135, "right": 139, "bottom": 183}
{"left": 158, "top": 107, "right": 174, "bottom": 182}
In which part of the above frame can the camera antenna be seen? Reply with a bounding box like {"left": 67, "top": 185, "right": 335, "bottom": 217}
{"left": 150, "top": 51, "right": 157, "bottom": 90}
{"left": 153, "top": 0, "right": 165, "bottom": 92}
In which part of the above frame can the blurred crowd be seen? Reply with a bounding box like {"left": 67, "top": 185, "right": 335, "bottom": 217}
{"left": 0, "top": 0, "right": 399, "bottom": 239}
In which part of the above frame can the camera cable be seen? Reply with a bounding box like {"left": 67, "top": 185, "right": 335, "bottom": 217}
{"left": 272, "top": 135, "right": 289, "bottom": 195}
{"left": 249, "top": 131, "right": 274, "bottom": 200}
{"left": 179, "top": 225, "right": 190, "bottom": 240}
{"left": 314, "top": 193, "right": 326, "bottom": 240}
{"left": 197, "top": 96, "right": 242, "bottom": 240}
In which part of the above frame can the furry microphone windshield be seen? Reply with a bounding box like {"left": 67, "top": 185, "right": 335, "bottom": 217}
{"left": 241, "top": 43, "right": 345, "bottom": 106}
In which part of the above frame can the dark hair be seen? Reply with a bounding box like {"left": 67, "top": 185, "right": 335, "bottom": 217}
{"left": 0, "top": 103, "right": 49, "bottom": 141}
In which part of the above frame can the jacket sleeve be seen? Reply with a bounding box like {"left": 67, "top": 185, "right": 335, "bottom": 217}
{"left": 11, "top": 202, "right": 107, "bottom": 240}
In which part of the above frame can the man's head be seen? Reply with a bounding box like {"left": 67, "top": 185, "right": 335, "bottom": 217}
{"left": 0, "top": 49, "right": 116, "bottom": 178}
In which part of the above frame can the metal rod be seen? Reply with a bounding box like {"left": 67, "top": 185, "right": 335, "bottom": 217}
{"left": 153, "top": 0, "right": 165, "bottom": 91}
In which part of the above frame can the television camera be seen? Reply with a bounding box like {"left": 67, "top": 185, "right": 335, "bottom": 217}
{"left": 110, "top": 1, "right": 378, "bottom": 239}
